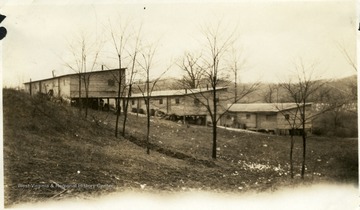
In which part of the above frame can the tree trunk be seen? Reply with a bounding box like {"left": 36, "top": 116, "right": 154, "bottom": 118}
{"left": 146, "top": 72, "right": 150, "bottom": 155}
{"left": 212, "top": 118, "right": 217, "bottom": 159}
{"left": 115, "top": 69, "right": 122, "bottom": 138}
{"left": 115, "top": 98, "right": 120, "bottom": 137}
{"left": 146, "top": 98, "right": 150, "bottom": 154}
{"left": 122, "top": 84, "right": 132, "bottom": 137}
{"left": 84, "top": 76, "right": 89, "bottom": 119}
{"left": 212, "top": 80, "right": 217, "bottom": 159}
{"left": 301, "top": 131, "right": 306, "bottom": 179}
{"left": 29, "top": 79, "right": 32, "bottom": 96}
{"left": 78, "top": 74, "right": 82, "bottom": 115}
{"left": 234, "top": 65, "right": 237, "bottom": 103}
{"left": 146, "top": 101, "right": 150, "bottom": 155}
{"left": 301, "top": 100, "right": 306, "bottom": 179}
{"left": 85, "top": 92, "right": 88, "bottom": 118}
{"left": 290, "top": 130, "right": 294, "bottom": 179}
{"left": 136, "top": 100, "right": 139, "bottom": 118}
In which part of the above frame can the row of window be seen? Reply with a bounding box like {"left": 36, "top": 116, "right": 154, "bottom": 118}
{"left": 229, "top": 114, "right": 290, "bottom": 120}
{"left": 245, "top": 114, "right": 290, "bottom": 120}
{"left": 130, "top": 98, "right": 207, "bottom": 105}
{"left": 132, "top": 98, "right": 181, "bottom": 105}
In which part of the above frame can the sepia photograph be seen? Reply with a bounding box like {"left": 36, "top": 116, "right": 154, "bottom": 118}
{"left": 1, "top": 0, "right": 358, "bottom": 209}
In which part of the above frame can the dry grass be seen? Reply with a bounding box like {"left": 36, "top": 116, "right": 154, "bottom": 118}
{"left": 3, "top": 89, "right": 358, "bottom": 207}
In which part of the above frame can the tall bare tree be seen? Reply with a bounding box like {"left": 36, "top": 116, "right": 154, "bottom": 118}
{"left": 275, "top": 103, "right": 304, "bottom": 179}
{"left": 183, "top": 21, "right": 259, "bottom": 159}
{"left": 109, "top": 19, "right": 130, "bottom": 137}
{"left": 64, "top": 32, "right": 102, "bottom": 118}
{"left": 121, "top": 25, "right": 143, "bottom": 137}
{"left": 279, "top": 60, "right": 327, "bottom": 179}
{"left": 202, "top": 22, "right": 236, "bottom": 159}
{"left": 136, "top": 41, "right": 171, "bottom": 154}
{"left": 136, "top": 44, "right": 157, "bottom": 154}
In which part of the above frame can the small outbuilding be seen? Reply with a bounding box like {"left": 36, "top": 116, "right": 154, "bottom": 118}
{"left": 221, "top": 103, "right": 312, "bottom": 135}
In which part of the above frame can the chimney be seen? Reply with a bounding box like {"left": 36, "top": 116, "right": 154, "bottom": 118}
{"left": 52, "top": 70, "right": 55, "bottom": 77}
{"left": 206, "top": 84, "right": 209, "bottom": 90}
{"left": 101, "top": 65, "right": 104, "bottom": 71}
{"left": 185, "top": 88, "right": 187, "bottom": 94}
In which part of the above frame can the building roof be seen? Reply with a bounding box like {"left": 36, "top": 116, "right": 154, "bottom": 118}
{"left": 130, "top": 87, "right": 228, "bottom": 98}
{"left": 227, "top": 103, "right": 312, "bottom": 113}
{"left": 24, "top": 68, "right": 126, "bottom": 84}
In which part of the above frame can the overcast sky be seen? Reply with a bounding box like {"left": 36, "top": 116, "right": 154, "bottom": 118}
{"left": 1, "top": 0, "right": 357, "bottom": 88}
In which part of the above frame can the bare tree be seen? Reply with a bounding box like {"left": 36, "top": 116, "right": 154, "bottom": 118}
{"left": 176, "top": 52, "right": 204, "bottom": 89}
{"left": 275, "top": 103, "right": 305, "bottom": 179}
{"left": 108, "top": 19, "right": 131, "bottom": 137}
{"left": 202, "top": 21, "right": 237, "bottom": 159}
{"left": 136, "top": 43, "right": 169, "bottom": 154}
{"left": 279, "top": 60, "right": 327, "bottom": 179}
{"left": 228, "top": 47, "right": 247, "bottom": 103}
{"left": 121, "top": 25, "right": 143, "bottom": 137}
{"left": 264, "top": 84, "right": 278, "bottom": 103}
{"left": 64, "top": 32, "right": 102, "bottom": 118}
{"left": 182, "top": 21, "right": 259, "bottom": 159}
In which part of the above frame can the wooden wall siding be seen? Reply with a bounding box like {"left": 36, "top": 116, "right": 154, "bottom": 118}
{"left": 221, "top": 112, "right": 277, "bottom": 129}
{"left": 24, "top": 84, "right": 30, "bottom": 94}
{"left": 256, "top": 113, "right": 277, "bottom": 130}
{"left": 236, "top": 113, "right": 257, "bottom": 128}
{"left": 40, "top": 79, "right": 58, "bottom": 96}
{"left": 220, "top": 105, "right": 312, "bottom": 131}
{"left": 276, "top": 107, "right": 312, "bottom": 129}
{"left": 59, "top": 77, "right": 71, "bottom": 98}
{"left": 27, "top": 82, "right": 39, "bottom": 94}
{"left": 220, "top": 113, "right": 236, "bottom": 127}
{"left": 130, "top": 97, "right": 169, "bottom": 113}
{"left": 128, "top": 88, "right": 229, "bottom": 117}
{"left": 24, "top": 77, "right": 71, "bottom": 98}
{"left": 150, "top": 97, "right": 168, "bottom": 112}
{"left": 70, "top": 70, "right": 125, "bottom": 98}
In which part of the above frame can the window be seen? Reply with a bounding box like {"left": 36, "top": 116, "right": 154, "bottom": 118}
{"left": 266, "top": 115, "right": 271, "bottom": 121}
{"left": 159, "top": 98, "right": 163, "bottom": 104}
{"left": 246, "top": 114, "right": 251, "bottom": 119}
{"left": 215, "top": 98, "right": 220, "bottom": 103}
{"left": 108, "top": 79, "right": 115, "bottom": 86}
{"left": 132, "top": 100, "right": 135, "bottom": 105}
{"left": 284, "top": 114, "right": 290, "bottom": 120}
{"left": 175, "top": 98, "right": 180, "bottom": 104}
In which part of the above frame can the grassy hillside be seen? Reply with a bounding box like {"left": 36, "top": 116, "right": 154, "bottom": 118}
{"left": 3, "top": 89, "right": 358, "bottom": 207}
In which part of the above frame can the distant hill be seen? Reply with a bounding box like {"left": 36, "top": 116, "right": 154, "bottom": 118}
{"left": 144, "top": 74, "right": 358, "bottom": 103}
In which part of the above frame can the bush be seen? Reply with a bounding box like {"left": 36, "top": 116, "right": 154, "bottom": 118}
{"left": 313, "top": 110, "right": 358, "bottom": 138}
